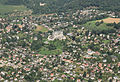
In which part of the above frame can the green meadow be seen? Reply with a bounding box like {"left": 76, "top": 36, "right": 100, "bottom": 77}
{"left": 38, "top": 40, "right": 64, "bottom": 55}
{"left": 82, "top": 19, "right": 115, "bottom": 33}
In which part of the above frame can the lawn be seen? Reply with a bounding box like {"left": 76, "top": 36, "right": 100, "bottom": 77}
{"left": 39, "top": 48, "right": 62, "bottom": 55}
{"left": 17, "top": 33, "right": 27, "bottom": 38}
{"left": 0, "top": 4, "right": 28, "bottom": 15}
{"left": 102, "top": 40, "right": 110, "bottom": 44}
{"left": 38, "top": 40, "right": 64, "bottom": 55}
{"left": 34, "top": 25, "right": 48, "bottom": 32}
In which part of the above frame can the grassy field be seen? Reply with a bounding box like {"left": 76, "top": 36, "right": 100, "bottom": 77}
{"left": 35, "top": 25, "right": 48, "bottom": 32}
{"left": 83, "top": 19, "right": 114, "bottom": 31}
{"left": 39, "top": 40, "right": 64, "bottom": 55}
{"left": 83, "top": 17, "right": 120, "bottom": 30}
{"left": 39, "top": 48, "right": 62, "bottom": 55}
{"left": 0, "top": 4, "right": 28, "bottom": 15}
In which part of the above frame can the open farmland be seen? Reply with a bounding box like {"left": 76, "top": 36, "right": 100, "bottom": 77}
{"left": 98, "top": 18, "right": 120, "bottom": 24}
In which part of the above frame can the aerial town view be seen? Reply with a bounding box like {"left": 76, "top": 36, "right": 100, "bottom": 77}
{"left": 0, "top": 0, "right": 120, "bottom": 82}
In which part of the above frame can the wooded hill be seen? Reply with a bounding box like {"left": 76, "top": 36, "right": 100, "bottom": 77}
{"left": 1, "top": 0, "right": 120, "bottom": 14}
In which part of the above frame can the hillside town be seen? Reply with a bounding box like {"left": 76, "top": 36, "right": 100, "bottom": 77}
{"left": 0, "top": 8, "right": 120, "bottom": 82}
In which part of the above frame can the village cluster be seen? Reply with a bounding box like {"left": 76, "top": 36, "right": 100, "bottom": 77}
{"left": 0, "top": 8, "right": 120, "bottom": 82}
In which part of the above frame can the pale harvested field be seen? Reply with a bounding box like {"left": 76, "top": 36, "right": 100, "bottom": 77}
{"left": 35, "top": 25, "right": 48, "bottom": 32}
{"left": 98, "top": 18, "right": 120, "bottom": 24}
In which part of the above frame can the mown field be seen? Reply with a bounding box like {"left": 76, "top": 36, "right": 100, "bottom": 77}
{"left": 0, "top": 4, "right": 28, "bottom": 16}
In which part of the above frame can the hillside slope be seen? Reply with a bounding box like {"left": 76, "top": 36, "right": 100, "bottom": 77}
{"left": 1, "top": 0, "right": 120, "bottom": 14}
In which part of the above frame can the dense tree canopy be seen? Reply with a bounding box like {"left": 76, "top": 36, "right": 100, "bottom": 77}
{"left": 1, "top": 0, "right": 120, "bottom": 14}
